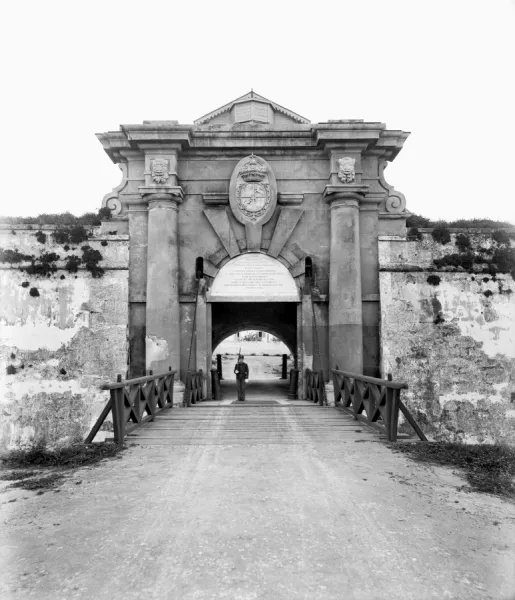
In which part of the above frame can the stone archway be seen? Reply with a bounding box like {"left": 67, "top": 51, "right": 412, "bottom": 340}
{"left": 209, "top": 252, "right": 299, "bottom": 361}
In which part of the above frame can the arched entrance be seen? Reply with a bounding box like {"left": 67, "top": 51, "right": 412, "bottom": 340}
{"left": 206, "top": 253, "right": 299, "bottom": 400}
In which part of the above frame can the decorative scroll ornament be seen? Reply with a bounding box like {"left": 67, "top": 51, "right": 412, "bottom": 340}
{"left": 151, "top": 159, "right": 169, "bottom": 184}
{"left": 337, "top": 157, "right": 355, "bottom": 184}
{"left": 101, "top": 163, "right": 128, "bottom": 216}
{"left": 385, "top": 193, "right": 406, "bottom": 214}
{"left": 379, "top": 162, "right": 407, "bottom": 214}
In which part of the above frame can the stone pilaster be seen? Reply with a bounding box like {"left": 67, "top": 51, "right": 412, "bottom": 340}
{"left": 300, "top": 292, "right": 314, "bottom": 399}
{"left": 359, "top": 195, "right": 382, "bottom": 377}
{"left": 142, "top": 190, "right": 183, "bottom": 375}
{"left": 127, "top": 200, "right": 148, "bottom": 377}
{"left": 323, "top": 186, "right": 368, "bottom": 374}
{"left": 195, "top": 278, "right": 212, "bottom": 399}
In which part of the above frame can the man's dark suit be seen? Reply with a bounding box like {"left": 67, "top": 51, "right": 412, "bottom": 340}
{"left": 234, "top": 361, "right": 249, "bottom": 401}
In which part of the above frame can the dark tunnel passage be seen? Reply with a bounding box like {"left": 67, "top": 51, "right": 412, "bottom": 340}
{"left": 211, "top": 302, "right": 297, "bottom": 356}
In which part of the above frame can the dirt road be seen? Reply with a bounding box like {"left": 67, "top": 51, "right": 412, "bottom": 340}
{"left": 2, "top": 407, "right": 514, "bottom": 599}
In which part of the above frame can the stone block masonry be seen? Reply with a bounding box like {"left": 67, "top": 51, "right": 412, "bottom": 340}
{"left": 379, "top": 231, "right": 515, "bottom": 444}
{"left": 0, "top": 226, "right": 129, "bottom": 449}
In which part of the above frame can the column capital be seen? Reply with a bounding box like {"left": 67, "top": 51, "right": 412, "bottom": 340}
{"left": 323, "top": 184, "right": 369, "bottom": 206}
{"left": 139, "top": 186, "right": 184, "bottom": 208}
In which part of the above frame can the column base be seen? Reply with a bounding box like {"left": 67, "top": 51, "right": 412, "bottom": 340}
{"left": 173, "top": 380, "right": 185, "bottom": 407}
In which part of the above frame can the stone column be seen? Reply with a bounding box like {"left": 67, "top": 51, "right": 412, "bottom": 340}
{"left": 325, "top": 190, "right": 365, "bottom": 374}
{"left": 144, "top": 192, "right": 182, "bottom": 375}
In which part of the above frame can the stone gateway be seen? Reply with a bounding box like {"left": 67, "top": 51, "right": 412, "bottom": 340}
{"left": 96, "top": 90, "right": 410, "bottom": 397}
{"left": 1, "top": 91, "right": 514, "bottom": 448}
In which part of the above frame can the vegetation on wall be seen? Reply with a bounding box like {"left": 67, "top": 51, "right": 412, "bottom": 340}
{"left": 0, "top": 246, "right": 105, "bottom": 278}
{"left": 0, "top": 209, "right": 110, "bottom": 278}
{"left": 455, "top": 233, "right": 471, "bottom": 252}
{"left": 35, "top": 230, "right": 47, "bottom": 244}
{"left": 426, "top": 275, "right": 441, "bottom": 286}
{"left": 0, "top": 208, "right": 111, "bottom": 227}
{"left": 407, "top": 227, "right": 423, "bottom": 241}
{"left": 52, "top": 224, "right": 89, "bottom": 245}
{"left": 80, "top": 245, "right": 104, "bottom": 278}
{"left": 431, "top": 225, "right": 451, "bottom": 245}
{"left": 431, "top": 232, "right": 515, "bottom": 277}
{"left": 406, "top": 213, "right": 513, "bottom": 229}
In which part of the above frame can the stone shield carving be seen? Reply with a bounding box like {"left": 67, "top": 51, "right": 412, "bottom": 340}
{"left": 229, "top": 154, "right": 277, "bottom": 226}
{"left": 337, "top": 157, "right": 355, "bottom": 183}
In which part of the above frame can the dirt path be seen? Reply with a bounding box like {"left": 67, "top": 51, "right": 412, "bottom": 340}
{"left": 2, "top": 413, "right": 515, "bottom": 599}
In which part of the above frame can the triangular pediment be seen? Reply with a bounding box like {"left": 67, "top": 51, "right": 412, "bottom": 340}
{"left": 194, "top": 91, "right": 310, "bottom": 126}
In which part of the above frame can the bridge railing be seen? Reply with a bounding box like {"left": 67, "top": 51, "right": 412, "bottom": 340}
{"left": 305, "top": 368, "right": 325, "bottom": 405}
{"left": 331, "top": 369, "right": 427, "bottom": 442}
{"left": 183, "top": 370, "right": 205, "bottom": 407}
{"left": 85, "top": 368, "right": 176, "bottom": 444}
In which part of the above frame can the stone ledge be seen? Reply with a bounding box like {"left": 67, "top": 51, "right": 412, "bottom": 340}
{"left": 278, "top": 193, "right": 304, "bottom": 205}
{"left": 203, "top": 193, "right": 229, "bottom": 205}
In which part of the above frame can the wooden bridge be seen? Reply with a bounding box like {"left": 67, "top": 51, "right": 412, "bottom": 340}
{"left": 86, "top": 369, "right": 426, "bottom": 446}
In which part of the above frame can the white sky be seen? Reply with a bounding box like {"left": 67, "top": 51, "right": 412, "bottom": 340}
{"left": 1, "top": 0, "right": 514, "bottom": 222}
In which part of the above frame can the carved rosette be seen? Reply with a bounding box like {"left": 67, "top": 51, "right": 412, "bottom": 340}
{"left": 151, "top": 158, "right": 169, "bottom": 184}
{"left": 337, "top": 157, "right": 356, "bottom": 184}
{"left": 229, "top": 155, "right": 277, "bottom": 227}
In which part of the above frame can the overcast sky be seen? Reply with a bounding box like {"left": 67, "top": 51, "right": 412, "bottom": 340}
{"left": 2, "top": 0, "right": 514, "bottom": 222}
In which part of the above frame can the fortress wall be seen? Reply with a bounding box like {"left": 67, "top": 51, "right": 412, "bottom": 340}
{"left": 0, "top": 226, "right": 129, "bottom": 449}
{"left": 379, "top": 231, "right": 515, "bottom": 443}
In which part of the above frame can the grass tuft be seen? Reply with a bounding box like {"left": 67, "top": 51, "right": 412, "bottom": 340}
{"left": 1, "top": 441, "right": 125, "bottom": 469}
{"left": 391, "top": 441, "right": 515, "bottom": 500}
{"left": 0, "top": 442, "right": 126, "bottom": 492}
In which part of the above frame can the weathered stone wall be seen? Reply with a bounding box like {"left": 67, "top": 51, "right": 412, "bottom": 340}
{"left": 379, "top": 231, "right": 515, "bottom": 444}
{"left": 0, "top": 226, "right": 129, "bottom": 449}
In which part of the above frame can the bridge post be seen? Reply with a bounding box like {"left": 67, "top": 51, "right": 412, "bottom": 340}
{"left": 324, "top": 188, "right": 367, "bottom": 374}
{"left": 281, "top": 354, "right": 288, "bottom": 379}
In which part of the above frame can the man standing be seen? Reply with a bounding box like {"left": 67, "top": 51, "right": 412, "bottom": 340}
{"left": 234, "top": 355, "right": 249, "bottom": 401}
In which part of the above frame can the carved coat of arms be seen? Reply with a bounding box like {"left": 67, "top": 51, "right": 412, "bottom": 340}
{"left": 236, "top": 155, "right": 271, "bottom": 221}
{"left": 337, "top": 157, "right": 355, "bottom": 184}
{"left": 151, "top": 159, "right": 169, "bottom": 184}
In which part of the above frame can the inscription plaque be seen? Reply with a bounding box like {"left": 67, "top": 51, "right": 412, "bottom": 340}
{"left": 209, "top": 254, "right": 299, "bottom": 302}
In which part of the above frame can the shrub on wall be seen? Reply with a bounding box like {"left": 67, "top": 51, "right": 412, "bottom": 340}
{"left": 65, "top": 255, "right": 82, "bottom": 273}
{"left": 0, "top": 249, "right": 32, "bottom": 263}
{"left": 492, "top": 247, "right": 515, "bottom": 278}
{"left": 52, "top": 224, "right": 89, "bottom": 245}
{"left": 434, "top": 253, "right": 475, "bottom": 271}
{"left": 81, "top": 246, "right": 104, "bottom": 278}
{"left": 455, "top": 234, "right": 471, "bottom": 252}
{"left": 431, "top": 225, "right": 451, "bottom": 245}
{"left": 35, "top": 230, "right": 47, "bottom": 244}
{"left": 492, "top": 229, "right": 513, "bottom": 246}
{"left": 427, "top": 275, "right": 441, "bottom": 286}
{"left": 407, "top": 227, "right": 423, "bottom": 241}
